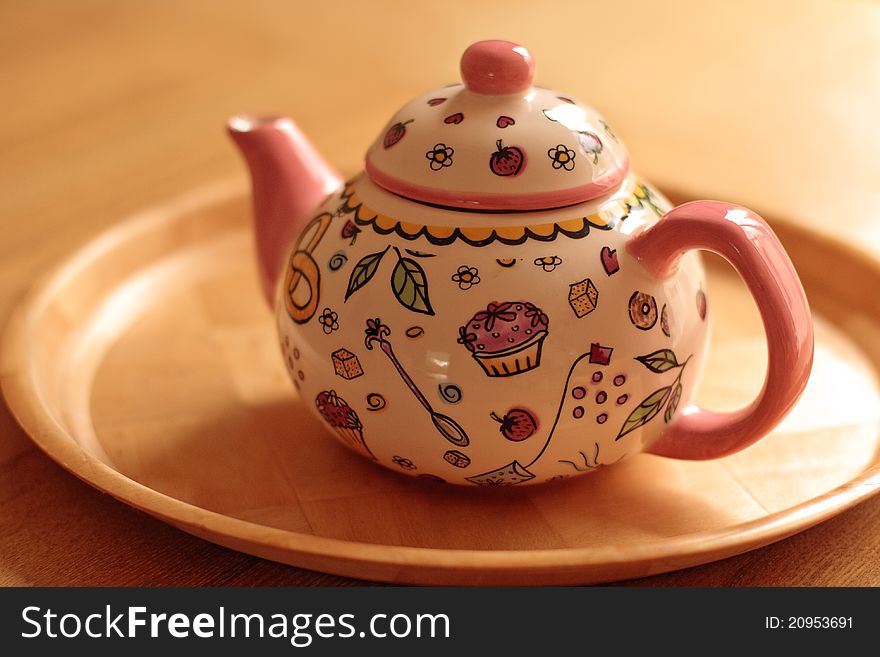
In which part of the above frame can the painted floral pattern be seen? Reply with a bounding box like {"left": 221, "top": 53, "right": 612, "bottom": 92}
{"left": 548, "top": 144, "right": 576, "bottom": 171}
{"left": 426, "top": 143, "right": 454, "bottom": 170}
{"left": 319, "top": 307, "right": 339, "bottom": 334}
{"left": 534, "top": 255, "right": 562, "bottom": 272}
{"left": 523, "top": 304, "right": 549, "bottom": 328}
{"left": 451, "top": 265, "right": 480, "bottom": 290}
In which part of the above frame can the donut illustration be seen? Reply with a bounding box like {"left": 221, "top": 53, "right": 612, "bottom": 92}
{"left": 628, "top": 291, "right": 658, "bottom": 330}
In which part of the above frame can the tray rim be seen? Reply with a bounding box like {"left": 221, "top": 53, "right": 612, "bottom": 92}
{"left": 3, "top": 181, "right": 880, "bottom": 584}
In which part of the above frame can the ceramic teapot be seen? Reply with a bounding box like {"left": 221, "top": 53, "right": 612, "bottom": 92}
{"left": 228, "top": 40, "right": 813, "bottom": 486}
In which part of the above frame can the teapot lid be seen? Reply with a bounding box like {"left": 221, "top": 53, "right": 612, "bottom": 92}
{"left": 365, "top": 40, "right": 629, "bottom": 212}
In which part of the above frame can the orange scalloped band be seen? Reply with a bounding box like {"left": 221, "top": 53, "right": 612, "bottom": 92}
{"left": 337, "top": 179, "right": 660, "bottom": 247}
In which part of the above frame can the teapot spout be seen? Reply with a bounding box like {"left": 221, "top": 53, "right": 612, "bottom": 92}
{"left": 228, "top": 115, "right": 342, "bottom": 305}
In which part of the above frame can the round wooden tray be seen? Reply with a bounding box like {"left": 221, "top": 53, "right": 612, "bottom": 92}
{"left": 3, "top": 181, "right": 880, "bottom": 585}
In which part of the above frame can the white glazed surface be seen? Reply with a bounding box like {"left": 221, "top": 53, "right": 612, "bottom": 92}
{"left": 276, "top": 174, "right": 708, "bottom": 486}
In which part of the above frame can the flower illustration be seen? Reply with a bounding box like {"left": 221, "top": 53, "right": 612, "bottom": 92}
{"left": 473, "top": 302, "right": 517, "bottom": 331}
{"left": 364, "top": 317, "right": 391, "bottom": 350}
{"left": 548, "top": 144, "right": 576, "bottom": 171}
{"left": 457, "top": 325, "right": 478, "bottom": 352}
{"left": 534, "top": 255, "right": 562, "bottom": 272}
{"left": 319, "top": 307, "right": 339, "bottom": 334}
{"left": 426, "top": 143, "right": 454, "bottom": 171}
{"left": 451, "top": 265, "right": 480, "bottom": 290}
{"left": 576, "top": 131, "right": 603, "bottom": 164}
{"left": 392, "top": 455, "right": 416, "bottom": 470}
{"left": 523, "top": 302, "right": 550, "bottom": 328}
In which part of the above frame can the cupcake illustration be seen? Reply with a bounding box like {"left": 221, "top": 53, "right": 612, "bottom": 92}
{"left": 315, "top": 390, "right": 376, "bottom": 459}
{"left": 457, "top": 301, "right": 549, "bottom": 377}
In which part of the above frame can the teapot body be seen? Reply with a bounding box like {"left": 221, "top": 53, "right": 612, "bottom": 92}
{"left": 276, "top": 173, "right": 709, "bottom": 486}
{"left": 235, "top": 40, "right": 811, "bottom": 484}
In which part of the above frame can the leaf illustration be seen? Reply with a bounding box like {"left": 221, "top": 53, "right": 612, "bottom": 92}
{"left": 634, "top": 348, "right": 680, "bottom": 373}
{"left": 404, "top": 248, "right": 437, "bottom": 258}
{"left": 616, "top": 386, "right": 671, "bottom": 440}
{"left": 391, "top": 256, "right": 434, "bottom": 315}
{"left": 664, "top": 382, "right": 683, "bottom": 423}
{"left": 344, "top": 248, "right": 388, "bottom": 301}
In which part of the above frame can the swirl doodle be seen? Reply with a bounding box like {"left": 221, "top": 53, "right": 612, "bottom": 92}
{"left": 437, "top": 383, "right": 463, "bottom": 404}
{"left": 328, "top": 250, "right": 348, "bottom": 271}
{"left": 366, "top": 393, "right": 387, "bottom": 412}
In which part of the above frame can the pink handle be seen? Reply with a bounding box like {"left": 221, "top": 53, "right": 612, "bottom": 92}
{"left": 627, "top": 200, "right": 814, "bottom": 460}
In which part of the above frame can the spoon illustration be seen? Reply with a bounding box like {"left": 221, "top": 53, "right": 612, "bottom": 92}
{"left": 365, "top": 319, "right": 470, "bottom": 447}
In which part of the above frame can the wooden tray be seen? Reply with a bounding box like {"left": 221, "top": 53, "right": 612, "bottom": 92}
{"left": 3, "top": 181, "right": 880, "bottom": 585}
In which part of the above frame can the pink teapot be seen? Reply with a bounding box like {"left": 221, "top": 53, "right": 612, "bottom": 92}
{"left": 228, "top": 40, "right": 813, "bottom": 486}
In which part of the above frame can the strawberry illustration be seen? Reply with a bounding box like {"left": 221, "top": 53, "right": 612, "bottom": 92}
{"left": 383, "top": 119, "right": 413, "bottom": 149}
{"left": 576, "top": 131, "right": 603, "bottom": 164}
{"left": 696, "top": 288, "right": 707, "bottom": 320}
{"left": 489, "top": 139, "right": 525, "bottom": 177}
{"left": 491, "top": 408, "right": 537, "bottom": 441}
{"left": 341, "top": 219, "right": 361, "bottom": 245}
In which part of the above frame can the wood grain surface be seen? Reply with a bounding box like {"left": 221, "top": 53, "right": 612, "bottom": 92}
{"left": 2, "top": 0, "right": 880, "bottom": 586}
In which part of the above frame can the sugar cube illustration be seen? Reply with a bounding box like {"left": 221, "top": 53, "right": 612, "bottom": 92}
{"left": 568, "top": 277, "right": 599, "bottom": 318}
{"left": 332, "top": 348, "right": 363, "bottom": 380}
{"left": 443, "top": 450, "right": 471, "bottom": 468}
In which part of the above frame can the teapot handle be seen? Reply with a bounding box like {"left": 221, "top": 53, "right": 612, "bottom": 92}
{"left": 626, "top": 200, "right": 813, "bottom": 459}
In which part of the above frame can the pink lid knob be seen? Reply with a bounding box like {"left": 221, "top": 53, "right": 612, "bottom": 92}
{"left": 460, "top": 40, "right": 535, "bottom": 95}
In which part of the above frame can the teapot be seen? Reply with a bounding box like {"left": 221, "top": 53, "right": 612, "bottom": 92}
{"left": 228, "top": 40, "right": 813, "bottom": 486}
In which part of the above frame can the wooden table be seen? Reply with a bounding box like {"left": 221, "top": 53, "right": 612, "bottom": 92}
{"left": 2, "top": 0, "right": 879, "bottom": 586}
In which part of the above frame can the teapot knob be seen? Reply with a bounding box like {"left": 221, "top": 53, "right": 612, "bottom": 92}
{"left": 460, "top": 39, "right": 535, "bottom": 95}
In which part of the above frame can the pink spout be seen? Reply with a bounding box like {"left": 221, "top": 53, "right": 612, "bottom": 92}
{"left": 228, "top": 115, "right": 343, "bottom": 305}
